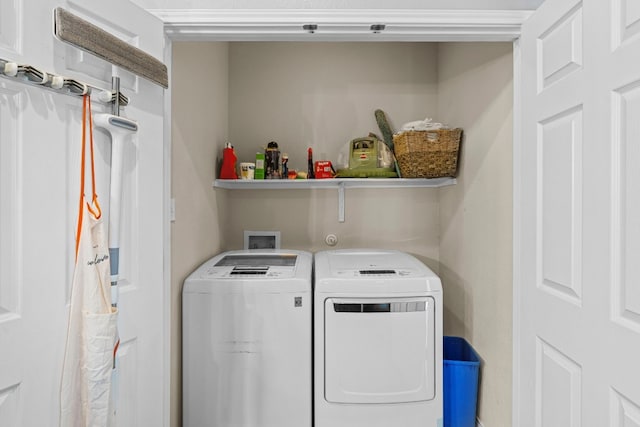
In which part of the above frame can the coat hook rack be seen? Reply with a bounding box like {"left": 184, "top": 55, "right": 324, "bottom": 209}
{"left": 0, "top": 56, "right": 129, "bottom": 107}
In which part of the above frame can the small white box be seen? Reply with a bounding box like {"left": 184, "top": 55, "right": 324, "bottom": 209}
{"left": 244, "top": 230, "right": 281, "bottom": 250}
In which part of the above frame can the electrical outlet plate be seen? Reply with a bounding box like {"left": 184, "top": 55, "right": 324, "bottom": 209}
{"left": 244, "top": 230, "right": 281, "bottom": 250}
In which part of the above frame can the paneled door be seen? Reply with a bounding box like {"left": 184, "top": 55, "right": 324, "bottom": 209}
{"left": 517, "top": 0, "right": 640, "bottom": 425}
{"left": 0, "top": 0, "right": 167, "bottom": 425}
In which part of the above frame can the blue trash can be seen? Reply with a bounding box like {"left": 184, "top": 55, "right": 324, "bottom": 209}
{"left": 443, "top": 336, "right": 480, "bottom": 427}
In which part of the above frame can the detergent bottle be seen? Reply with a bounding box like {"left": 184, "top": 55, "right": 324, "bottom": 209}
{"left": 220, "top": 142, "right": 238, "bottom": 179}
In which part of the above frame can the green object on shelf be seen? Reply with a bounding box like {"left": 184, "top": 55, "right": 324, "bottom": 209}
{"left": 255, "top": 152, "right": 265, "bottom": 179}
{"left": 375, "top": 109, "right": 394, "bottom": 152}
{"left": 349, "top": 137, "right": 380, "bottom": 170}
{"left": 337, "top": 136, "right": 397, "bottom": 178}
{"left": 375, "top": 109, "right": 402, "bottom": 178}
{"left": 335, "top": 168, "right": 398, "bottom": 178}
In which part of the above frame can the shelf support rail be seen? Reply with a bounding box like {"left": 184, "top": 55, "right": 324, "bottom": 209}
{"left": 338, "top": 182, "right": 345, "bottom": 223}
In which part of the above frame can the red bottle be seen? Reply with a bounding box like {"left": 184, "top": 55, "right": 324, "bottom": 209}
{"left": 220, "top": 142, "right": 238, "bottom": 179}
{"left": 307, "top": 147, "right": 315, "bottom": 179}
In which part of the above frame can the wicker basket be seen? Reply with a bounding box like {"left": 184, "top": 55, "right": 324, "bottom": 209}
{"left": 393, "top": 128, "right": 462, "bottom": 178}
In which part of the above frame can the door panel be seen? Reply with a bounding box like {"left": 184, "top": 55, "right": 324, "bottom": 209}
{"left": 612, "top": 81, "right": 640, "bottom": 333}
{"left": 0, "top": 0, "right": 20, "bottom": 54}
{"left": 539, "top": 106, "right": 583, "bottom": 305}
{"left": 610, "top": 388, "right": 640, "bottom": 427}
{"left": 0, "top": 88, "right": 21, "bottom": 323}
{"left": 0, "top": 1, "right": 166, "bottom": 426}
{"left": 612, "top": 0, "right": 640, "bottom": 49}
{"left": 518, "top": 0, "right": 640, "bottom": 426}
{"left": 535, "top": 338, "right": 582, "bottom": 427}
{"left": 536, "top": 4, "right": 583, "bottom": 91}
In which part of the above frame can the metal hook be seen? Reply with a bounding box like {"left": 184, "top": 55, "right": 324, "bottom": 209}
{"left": 112, "top": 76, "right": 120, "bottom": 116}
{"left": 64, "top": 78, "right": 88, "bottom": 95}
{"left": 21, "top": 66, "right": 49, "bottom": 84}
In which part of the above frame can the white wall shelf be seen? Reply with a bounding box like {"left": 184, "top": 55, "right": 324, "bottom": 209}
{"left": 214, "top": 177, "right": 455, "bottom": 189}
{"left": 213, "top": 177, "right": 456, "bottom": 222}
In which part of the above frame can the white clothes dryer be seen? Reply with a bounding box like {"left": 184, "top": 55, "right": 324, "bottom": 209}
{"left": 314, "top": 249, "right": 443, "bottom": 427}
{"left": 183, "top": 250, "right": 312, "bottom": 427}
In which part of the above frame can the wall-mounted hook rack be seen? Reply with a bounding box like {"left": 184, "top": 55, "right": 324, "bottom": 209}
{"left": 0, "top": 56, "right": 129, "bottom": 106}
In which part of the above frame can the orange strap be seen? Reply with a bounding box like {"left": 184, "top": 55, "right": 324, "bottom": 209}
{"left": 75, "top": 94, "right": 102, "bottom": 259}
{"left": 86, "top": 96, "right": 101, "bottom": 219}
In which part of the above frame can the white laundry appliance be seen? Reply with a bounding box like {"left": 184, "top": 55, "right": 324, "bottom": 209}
{"left": 314, "top": 249, "right": 443, "bottom": 427}
{"left": 182, "top": 250, "right": 312, "bottom": 427}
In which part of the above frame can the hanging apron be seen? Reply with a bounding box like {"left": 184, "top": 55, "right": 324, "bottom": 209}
{"left": 61, "top": 94, "right": 118, "bottom": 427}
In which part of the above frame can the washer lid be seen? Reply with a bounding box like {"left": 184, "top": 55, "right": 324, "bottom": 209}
{"left": 203, "top": 254, "right": 297, "bottom": 279}
{"left": 185, "top": 250, "right": 313, "bottom": 284}
{"left": 214, "top": 254, "right": 297, "bottom": 267}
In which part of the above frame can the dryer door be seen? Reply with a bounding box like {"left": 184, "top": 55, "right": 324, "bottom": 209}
{"left": 324, "top": 296, "right": 435, "bottom": 404}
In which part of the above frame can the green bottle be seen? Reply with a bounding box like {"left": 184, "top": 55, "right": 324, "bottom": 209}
{"left": 255, "top": 152, "right": 265, "bottom": 179}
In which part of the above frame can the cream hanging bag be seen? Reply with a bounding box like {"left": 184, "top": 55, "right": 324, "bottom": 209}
{"left": 61, "top": 94, "right": 118, "bottom": 427}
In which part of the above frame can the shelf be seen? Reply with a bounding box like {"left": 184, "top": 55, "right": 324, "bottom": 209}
{"left": 213, "top": 177, "right": 456, "bottom": 222}
{"left": 213, "top": 177, "right": 456, "bottom": 190}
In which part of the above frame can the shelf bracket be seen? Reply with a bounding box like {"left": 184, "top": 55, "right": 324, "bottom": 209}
{"left": 338, "top": 182, "right": 345, "bottom": 223}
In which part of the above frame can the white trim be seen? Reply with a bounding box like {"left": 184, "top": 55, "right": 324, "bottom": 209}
{"left": 512, "top": 36, "right": 523, "bottom": 427}
{"left": 162, "top": 34, "right": 173, "bottom": 427}
{"left": 152, "top": 8, "right": 532, "bottom": 41}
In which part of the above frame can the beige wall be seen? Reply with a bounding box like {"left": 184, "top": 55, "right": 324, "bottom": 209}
{"left": 222, "top": 187, "right": 441, "bottom": 270}
{"left": 171, "top": 41, "right": 513, "bottom": 427}
{"left": 171, "top": 42, "right": 229, "bottom": 427}
{"left": 228, "top": 42, "right": 439, "bottom": 175}
{"left": 224, "top": 42, "right": 441, "bottom": 266}
{"left": 437, "top": 42, "right": 513, "bottom": 427}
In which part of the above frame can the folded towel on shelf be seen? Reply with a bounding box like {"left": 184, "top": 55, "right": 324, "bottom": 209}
{"left": 399, "top": 117, "right": 447, "bottom": 132}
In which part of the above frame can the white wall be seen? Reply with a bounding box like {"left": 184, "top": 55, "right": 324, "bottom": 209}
{"left": 171, "top": 42, "right": 229, "bottom": 427}
{"left": 437, "top": 42, "right": 513, "bottom": 427}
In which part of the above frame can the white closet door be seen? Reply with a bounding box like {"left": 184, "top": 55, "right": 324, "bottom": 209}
{"left": 517, "top": 0, "right": 640, "bottom": 426}
{"left": 0, "top": 1, "right": 167, "bottom": 426}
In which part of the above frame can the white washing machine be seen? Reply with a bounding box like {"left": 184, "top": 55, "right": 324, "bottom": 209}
{"left": 314, "top": 249, "right": 443, "bottom": 427}
{"left": 183, "top": 250, "right": 312, "bottom": 427}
